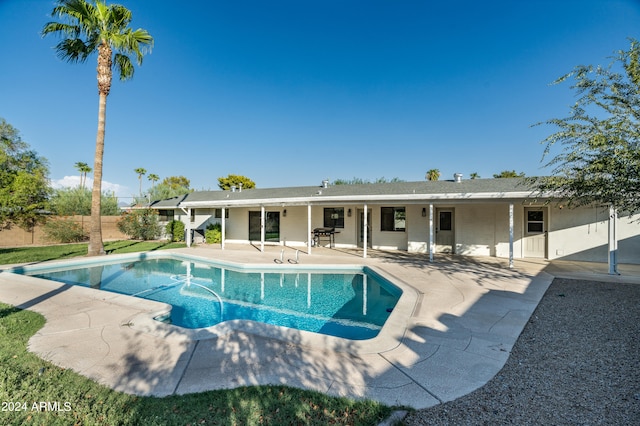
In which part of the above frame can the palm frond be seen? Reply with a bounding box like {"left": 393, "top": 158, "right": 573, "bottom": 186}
{"left": 55, "top": 38, "right": 92, "bottom": 63}
{"left": 113, "top": 53, "right": 134, "bottom": 81}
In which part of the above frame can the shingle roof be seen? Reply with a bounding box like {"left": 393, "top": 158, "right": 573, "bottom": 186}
{"left": 151, "top": 178, "right": 542, "bottom": 208}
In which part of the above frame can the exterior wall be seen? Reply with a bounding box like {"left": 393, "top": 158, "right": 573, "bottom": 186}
{"left": 455, "top": 204, "right": 495, "bottom": 256}
{"left": 407, "top": 205, "right": 429, "bottom": 253}
{"left": 224, "top": 208, "right": 249, "bottom": 242}
{"left": 548, "top": 205, "right": 640, "bottom": 263}
{"left": 222, "top": 205, "right": 365, "bottom": 248}
{"left": 371, "top": 205, "right": 407, "bottom": 251}
{"left": 0, "top": 216, "right": 128, "bottom": 247}
{"left": 439, "top": 204, "right": 524, "bottom": 258}
{"left": 281, "top": 206, "right": 309, "bottom": 245}
{"left": 170, "top": 202, "right": 640, "bottom": 264}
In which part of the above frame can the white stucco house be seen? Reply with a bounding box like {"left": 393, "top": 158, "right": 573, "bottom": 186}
{"left": 149, "top": 177, "right": 640, "bottom": 268}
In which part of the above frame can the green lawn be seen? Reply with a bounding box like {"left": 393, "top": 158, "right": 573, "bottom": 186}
{"left": 0, "top": 242, "right": 394, "bottom": 425}
{"left": 0, "top": 240, "right": 186, "bottom": 265}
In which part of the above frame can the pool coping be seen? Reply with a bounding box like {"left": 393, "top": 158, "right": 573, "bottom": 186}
{"left": 1, "top": 251, "right": 419, "bottom": 355}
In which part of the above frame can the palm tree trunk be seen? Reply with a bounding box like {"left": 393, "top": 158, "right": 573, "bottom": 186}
{"left": 88, "top": 92, "right": 107, "bottom": 256}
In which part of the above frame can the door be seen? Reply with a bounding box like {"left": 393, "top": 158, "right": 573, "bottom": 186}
{"left": 357, "top": 209, "right": 372, "bottom": 248}
{"left": 435, "top": 209, "right": 454, "bottom": 253}
{"left": 524, "top": 207, "right": 547, "bottom": 258}
{"left": 248, "top": 211, "right": 280, "bottom": 242}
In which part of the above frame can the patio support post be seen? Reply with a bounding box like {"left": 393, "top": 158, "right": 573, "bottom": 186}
{"left": 509, "top": 203, "right": 514, "bottom": 268}
{"left": 221, "top": 207, "right": 226, "bottom": 250}
{"left": 260, "top": 206, "right": 265, "bottom": 253}
{"left": 363, "top": 204, "right": 368, "bottom": 259}
{"left": 307, "top": 203, "right": 312, "bottom": 255}
{"left": 608, "top": 205, "right": 619, "bottom": 275}
{"left": 186, "top": 207, "right": 192, "bottom": 247}
{"left": 429, "top": 204, "right": 434, "bottom": 263}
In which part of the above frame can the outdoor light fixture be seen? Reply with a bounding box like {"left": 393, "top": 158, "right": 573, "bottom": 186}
{"left": 422, "top": 208, "right": 427, "bottom": 217}
{"left": 348, "top": 208, "right": 352, "bottom": 217}
{"left": 283, "top": 209, "right": 287, "bottom": 217}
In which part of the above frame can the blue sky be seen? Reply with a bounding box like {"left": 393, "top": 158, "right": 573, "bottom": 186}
{"left": 1, "top": 1, "right": 639, "bottom": 201}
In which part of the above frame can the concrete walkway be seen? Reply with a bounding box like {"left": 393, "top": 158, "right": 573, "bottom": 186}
{"left": 0, "top": 245, "right": 637, "bottom": 409}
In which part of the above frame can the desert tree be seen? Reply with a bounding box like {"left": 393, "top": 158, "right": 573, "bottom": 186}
{"left": 533, "top": 39, "right": 640, "bottom": 216}
{"left": 493, "top": 170, "right": 525, "bottom": 178}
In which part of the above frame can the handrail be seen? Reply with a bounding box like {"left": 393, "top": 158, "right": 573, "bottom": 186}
{"left": 184, "top": 281, "right": 224, "bottom": 319}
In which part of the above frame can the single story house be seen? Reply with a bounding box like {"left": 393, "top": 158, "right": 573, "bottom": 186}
{"left": 149, "top": 177, "right": 640, "bottom": 268}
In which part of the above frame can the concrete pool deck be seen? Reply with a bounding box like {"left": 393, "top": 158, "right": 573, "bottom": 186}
{"left": 1, "top": 245, "right": 638, "bottom": 409}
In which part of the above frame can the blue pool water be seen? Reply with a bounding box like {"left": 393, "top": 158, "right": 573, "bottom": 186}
{"left": 19, "top": 256, "right": 401, "bottom": 340}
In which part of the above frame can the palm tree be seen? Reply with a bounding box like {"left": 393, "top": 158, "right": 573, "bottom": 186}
{"left": 470, "top": 172, "right": 480, "bottom": 180}
{"left": 147, "top": 173, "right": 159, "bottom": 189}
{"left": 74, "top": 161, "right": 92, "bottom": 189}
{"left": 425, "top": 169, "right": 440, "bottom": 181}
{"left": 134, "top": 167, "right": 146, "bottom": 197}
{"left": 43, "top": 0, "right": 153, "bottom": 256}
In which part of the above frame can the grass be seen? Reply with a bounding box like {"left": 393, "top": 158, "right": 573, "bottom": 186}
{"left": 0, "top": 240, "right": 186, "bottom": 265}
{"left": 0, "top": 242, "right": 395, "bottom": 425}
{"left": 0, "top": 304, "right": 392, "bottom": 425}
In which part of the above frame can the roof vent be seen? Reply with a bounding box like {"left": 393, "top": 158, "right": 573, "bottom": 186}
{"left": 231, "top": 185, "right": 236, "bottom": 192}
{"left": 454, "top": 173, "right": 463, "bottom": 183}
{"left": 322, "top": 179, "right": 329, "bottom": 188}
{"left": 238, "top": 182, "right": 243, "bottom": 192}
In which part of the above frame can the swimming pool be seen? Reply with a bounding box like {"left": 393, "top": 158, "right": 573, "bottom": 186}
{"left": 12, "top": 254, "right": 402, "bottom": 340}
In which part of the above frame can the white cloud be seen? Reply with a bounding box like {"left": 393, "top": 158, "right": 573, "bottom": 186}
{"left": 51, "top": 176, "right": 130, "bottom": 198}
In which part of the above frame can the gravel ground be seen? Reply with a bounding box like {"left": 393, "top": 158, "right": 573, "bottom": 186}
{"left": 403, "top": 278, "right": 640, "bottom": 425}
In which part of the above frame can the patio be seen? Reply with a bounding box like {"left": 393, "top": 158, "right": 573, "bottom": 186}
{"left": 1, "top": 245, "right": 634, "bottom": 409}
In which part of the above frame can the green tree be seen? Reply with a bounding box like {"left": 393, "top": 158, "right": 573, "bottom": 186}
{"left": 50, "top": 187, "right": 119, "bottom": 216}
{"left": 533, "top": 39, "right": 640, "bottom": 215}
{"left": 74, "top": 161, "right": 92, "bottom": 189}
{"left": 218, "top": 174, "right": 256, "bottom": 190}
{"left": 133, "top": 176, "right": 192, "bottom": 205}
{"left": 425, "top": 169, "right": 440, "bottom": 181}
{"left": 42, "top": 0, "right": 153, "bottom": 256}
{"left": 134, "top": 183, "right": 190, "bottom": 205}
{"left": 470, "top": 172, "right": 480, "bottom": 179}
{"left": 163, "top": 175, "right": 191, "bottom": 190}
{"left": 333, "top": 177, "right": 404, "bottom": 185}
{"left": 0, "top": 118, "right": 50, "bottom": 230}
{"left": 134, "top": 167, "right": 146, "bottom": 197}
{"left": 493, "top": 170, "right": 525, "bottom": 178}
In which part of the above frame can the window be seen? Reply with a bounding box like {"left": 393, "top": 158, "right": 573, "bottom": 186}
{"left": 214, "top": 208, "right": 229, "bottom": 219}
{"left": 157, "top": 209, "right": 174, "bottom": 222}
{"left": 323, "top": 208, "right": 344, "bottom": 228}
{"left": 439, "top": 211, "right": 452, "bottom": 231}
{"left": 381, "top": 207, "right": 406, "bottom": 231}
{"left": 190, "top": 209, "right": 195, "bottom": 223}
{"left": 527, "top": 210, "right": 544, "bottom": 233}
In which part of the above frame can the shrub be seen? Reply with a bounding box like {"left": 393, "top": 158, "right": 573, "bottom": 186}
{"left": 205, "top": 222, "right": 222, "bottom": 244}
{"left": 117, "top": 209, "right": 161, "bottom": 240}
{"left": 165, "top": 220, "right": 185, "bottom": 242}
{"left": 42, "top": 218, "right": 88, "bottom": 243}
